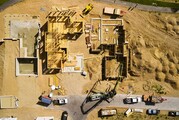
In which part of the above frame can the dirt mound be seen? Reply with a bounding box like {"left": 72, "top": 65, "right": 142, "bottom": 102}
{"left": 165, "top": 23, "right": 173, "bottom": 31}
{"left": 162, "top": 65, "right": 170, "bottom": 73}
{"left": 165, "top": 73, "right": 178, "bottom": 89}
{"left": 124, "top": 11, "right": 179, "bottom": 90}
{"left": 173, "top": 25, "right": 179, "bottom": 34}
{"left": 167, "top": 51, "right": 178, "bottom": 63}
{"left": 156, "top": 72, "right": 165, "bottom": 82}
{"left": 155, "top": 63, "right": 163, "bottom": 72}
{"left": 176, "top": 64, "right": 179, "bottom": 73}
{"left": 165, "top": 16, "right": 179, "bottom": 35}
{"left": 167, "top": 17, "right": 177, "bottom": 26}
{"left": 85, "top": 56, "right": 102, "bottom": 80}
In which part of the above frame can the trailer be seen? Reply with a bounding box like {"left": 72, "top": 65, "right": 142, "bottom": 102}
{"left": 0, "top": 96, "right": 18, "bottom": 109}
{"left": 103, "top": 7, "right": 124, "bottom": 16}
{"left": 98, "top": 108, "right": 117, "bottom": 117}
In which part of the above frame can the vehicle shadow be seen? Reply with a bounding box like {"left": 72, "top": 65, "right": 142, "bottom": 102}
{"left": 36, "top": 101, "right": 50, "bottom": 107}
{"left": 80, "top": 80, "right": 104, "bottom": 114}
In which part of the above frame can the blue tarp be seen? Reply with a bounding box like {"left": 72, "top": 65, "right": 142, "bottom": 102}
{"left": 41, "top": 97, "right": 52, "bottom": 105}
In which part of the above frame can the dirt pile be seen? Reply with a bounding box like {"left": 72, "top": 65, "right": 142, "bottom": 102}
{"left": 166, "top": 16, "right": 179, "bottom": 35}
{"left": 124, "top": 11, "right": 179, "bottom": 89}
{"left": 85, "top": 56, "right": 102, "bottom": 80}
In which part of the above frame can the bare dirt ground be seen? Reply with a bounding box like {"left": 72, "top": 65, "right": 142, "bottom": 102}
{"left": 0, "top": 107, "right": 62, "bottom": 120}
{"left": 0, "top": 0, "right": 178, "bottom": 119}
{"left": 82, "top": 8, "right": 179, "bottom": 97}
{"left": 0, "top": 40, "right": 63, "bottom": 118}
{"left": 87, "top": 107, "right": 179, "bottom": 120}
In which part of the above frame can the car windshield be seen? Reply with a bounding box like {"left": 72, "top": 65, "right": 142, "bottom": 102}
{"left": 148, "top": 109, "right": 152, "bottom": 113}
{"left": 132, "top": 98, "right": 137, "bottom": 102}
{"left": 153, "top": 110, "right": 157, "bottom": 113}
{"left": 176, "top": 112, "right": 179, "bottom": 115}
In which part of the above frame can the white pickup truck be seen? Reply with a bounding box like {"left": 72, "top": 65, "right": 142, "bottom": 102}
{"left": 124, "top": 96, "right": 142, "bottom": 104}
{"left": 53, "top": 98, "right": 68, "bottom": 105}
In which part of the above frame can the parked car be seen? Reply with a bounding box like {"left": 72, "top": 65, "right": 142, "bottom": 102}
{"left": 124, "top": 97, "right": 142, "bottom": 104}
{"left": 58, "top": 98, "right": 68, "bottom": 105}
{"left": 61, "top": 111, "right": 68, "bottom": 120}
{"left": 168, "top": 111, "right": 179, "bottom": 116}
{"left": 146, "top": 109, "right": 160, "bottom": 115}
{"left": 53, "top": 98, "right": 68, "bottom": 105}
{"left": 98, "top": 108, "right": 117, "bottom": 117}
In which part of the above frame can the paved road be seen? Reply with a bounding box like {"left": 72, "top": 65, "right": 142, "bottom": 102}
{"left": 0, "top": 0, "right": 23, "bottom": 11}
{"left": 50, "top": 94, "right": 179, "bottom": 120}
{"left": 95, "top": 0, "right": 179, "bottom": 13}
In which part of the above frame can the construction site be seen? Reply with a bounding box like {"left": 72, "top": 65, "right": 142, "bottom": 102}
{"left": 0, "top": 0, "right": 178, "bottom": 120}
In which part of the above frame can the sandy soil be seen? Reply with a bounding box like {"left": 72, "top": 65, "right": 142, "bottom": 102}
{"left": 0, "top": 107, "right": 62, "bottom": 120}
{"left": 0, "top": 0, "right": 178, "bottom": 119}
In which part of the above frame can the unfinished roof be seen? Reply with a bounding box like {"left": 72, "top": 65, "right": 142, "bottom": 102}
{"left": 45, "top": 9, "right": 83, "bottom": 69}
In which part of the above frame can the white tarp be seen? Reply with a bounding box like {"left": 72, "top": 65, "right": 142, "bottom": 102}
{"left": 36, "top": 117, "right": 54, "bottom": 120}
{"left": 0, "top": 118, "right": 17, "bottom": 120}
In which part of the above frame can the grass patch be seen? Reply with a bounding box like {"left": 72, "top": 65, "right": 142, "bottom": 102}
{"left": 0, "top": 0, "right": 10, "bottom": 6}
{"left": 122, "top": 0, "right": 179, "bottom": 9}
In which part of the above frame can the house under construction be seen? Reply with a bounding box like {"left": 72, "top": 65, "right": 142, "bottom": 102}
{"left": 42, "top": 9, "right": 83, "bottom": 73}
{"left": 85, "top": 18, "right": 131, "bottom": 80}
